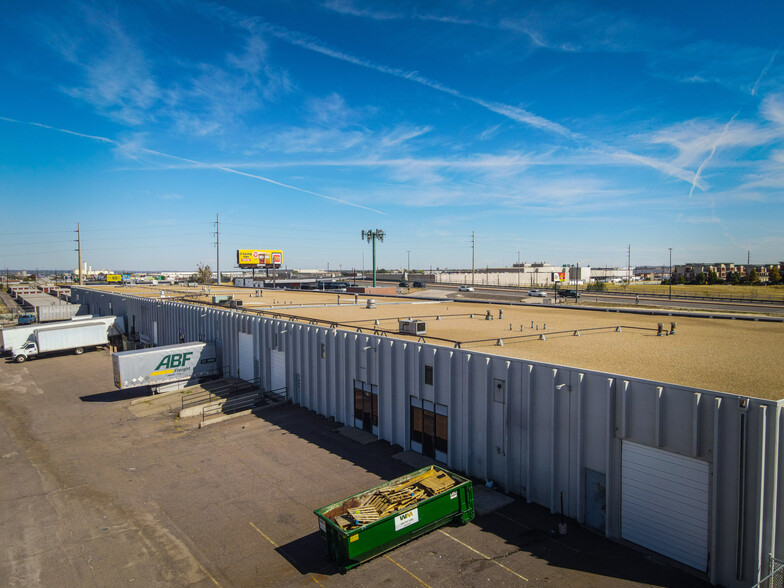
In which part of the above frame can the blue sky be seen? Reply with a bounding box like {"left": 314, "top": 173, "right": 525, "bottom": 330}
{"left": 1, "top": 1, "right": 783, "bottom": 272}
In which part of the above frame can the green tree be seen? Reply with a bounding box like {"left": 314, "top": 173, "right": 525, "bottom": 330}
{"left": 696, "top": 272, "right": 707, "bottom": 285}
{"left": 192, "top": 263, "right": 213, "bottom": 284}
{"left": 586, "top": 281, "right": 607, "bottom": 292}
{"left": 749, "top": 268, "right": 759, "bottom": 283}
{"left": 678, "top": 276, "right": 686, "bottom": 284}
{"left": 708, "top": 270, "right": 720, "bottom": 284}
{"left": 769, "top": 267, "right": 781, "bottom": 284}
{"left": 727, "top": 272, "right": 740, "bottom": 285}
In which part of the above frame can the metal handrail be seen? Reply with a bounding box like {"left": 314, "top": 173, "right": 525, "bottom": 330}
{"left": 202, "top": 390, "right": 263, "bottom": 420}
{"left": 181, "top": 374, "right": 259, "bottom": 411}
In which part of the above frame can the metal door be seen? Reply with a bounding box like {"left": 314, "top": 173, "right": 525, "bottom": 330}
{"left": 584, "top": 468, "right": 606, "bottom": 531}
{"left": 270, "top": 349, "right": 286, "bottom": 394}
{"left": 238, "top": 333, "right": 254, "bottom": 382}
{"left": 621, "top": 440, "right": 710, "bottom": 571}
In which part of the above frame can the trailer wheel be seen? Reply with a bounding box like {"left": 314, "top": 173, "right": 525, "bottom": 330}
{"left": 74, "top": 347, "right": 85, "bottom": 355}
{"left": 14, "top": 355, "right": 26, "bottom": 363}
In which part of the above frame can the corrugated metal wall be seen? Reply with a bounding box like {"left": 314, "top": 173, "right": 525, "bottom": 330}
{"left": 73, "top": 288, "right": 782, "bottom": 587}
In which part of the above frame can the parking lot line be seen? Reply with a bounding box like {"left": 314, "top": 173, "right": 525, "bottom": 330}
{"left": 249, "top": 521, "right": 279, "bottom": 547}
{"left": 384, "top": 555, "right": 433, "bottom": 587}
{"left": 438, "top": 529, "right": 528, "bottom": 582}
{"left": 195, "top": 559, "right": 223, "bottom": 588}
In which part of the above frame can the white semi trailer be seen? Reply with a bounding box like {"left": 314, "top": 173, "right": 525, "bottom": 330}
{"left": 112, "top": 342, "right": 219, "bottom": 393}
{"left": 1, "top": 315, "right": 118, "bottom": 355}
{"left": 12, "top": 321, "right": 116, "bottom": 362}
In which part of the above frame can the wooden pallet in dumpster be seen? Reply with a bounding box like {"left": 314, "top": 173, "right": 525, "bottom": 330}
{"left": 314, "top": 465, "right": 474, "bottom": 571}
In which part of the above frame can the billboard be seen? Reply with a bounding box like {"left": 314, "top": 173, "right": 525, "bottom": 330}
{"left": 237, "top": 249, "right": 283, "bottom": 267}
{"left": 107, "top": 274, "right": 122, "bottom": 282}
{"left": 553, "top": 272, "right": 566, "bottom": 282}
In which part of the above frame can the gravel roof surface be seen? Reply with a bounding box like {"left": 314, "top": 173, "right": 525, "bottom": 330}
{"left": 91, "top": 285, "right": 784, "bottom": 399}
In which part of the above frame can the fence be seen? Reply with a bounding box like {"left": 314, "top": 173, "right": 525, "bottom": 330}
{"left": 752, "top": 557, "right": 784, "bottom": 588}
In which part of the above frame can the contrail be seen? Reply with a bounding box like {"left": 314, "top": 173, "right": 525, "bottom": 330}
{"left": 0, "top": 116, "right": 385, "bottom": 214}
{"left": 751, "top": 48, "right": 778, "bottom": 96}
{"left": 688, "top": 111, "right": 738, "bottom": 198}
{"left": 199, "top": 2, "right": 577, "bottom": 139}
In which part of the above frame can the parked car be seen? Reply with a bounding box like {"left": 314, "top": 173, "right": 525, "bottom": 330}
{"left": 412, "top": 281, "right": 426, "bottom": 288}
{"left": 558, "top": 289, "right": 581, "bottom": 298}
{"left": 527, "top": 289, "right": 547, "bottom": 297}
{"left": 458, "top": 285, "right": 474, "bottom": 292}
{"left": 18, "top": 314, "right": 37, "bottom": 325}
{"left": 399, "top": 281, "right": 410, "bottom": 288}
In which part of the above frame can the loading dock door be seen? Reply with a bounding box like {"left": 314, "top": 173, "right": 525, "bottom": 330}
{"left": 621, "top": 440, "right": 710, "bottom": 571}
{"left": 238, "top": 333, "right": 254, "bottom": 382}
{"left": 270, "top": 349, "right": 286, "bottom": 394}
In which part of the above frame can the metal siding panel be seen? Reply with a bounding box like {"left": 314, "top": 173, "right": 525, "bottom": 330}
{"left": 621, "top": 440, "right": 709, "bottom": 571}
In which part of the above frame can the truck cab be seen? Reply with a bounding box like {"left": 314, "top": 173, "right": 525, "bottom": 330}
{"left": 13, "top": 342, "right": 38, "bottom": 362}
{"left": 18, "top": 314, "right": 37, "bottom": 325}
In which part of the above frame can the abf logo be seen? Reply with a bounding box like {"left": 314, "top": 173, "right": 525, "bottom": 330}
{"left": 151, "top": 352, "right": 193, "bottom": 376}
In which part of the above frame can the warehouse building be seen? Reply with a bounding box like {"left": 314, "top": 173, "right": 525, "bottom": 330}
{"left": 72, "top": 285, "right": 782, "bottom": 587}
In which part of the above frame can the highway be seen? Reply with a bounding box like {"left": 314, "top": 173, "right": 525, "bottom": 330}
{"left": 390, "top": 282, "right": 784, "bottom": 316}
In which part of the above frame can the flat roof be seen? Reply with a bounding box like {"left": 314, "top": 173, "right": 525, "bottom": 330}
{"left": 86, "top": 284, "right": 784, "bottom": 399}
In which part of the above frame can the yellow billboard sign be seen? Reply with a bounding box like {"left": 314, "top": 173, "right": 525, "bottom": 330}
{"left": 237, "top": 249, "right": 282, "bottom": 267}
{"left": 106, "top": 274, "right": 122, "bottom": 282}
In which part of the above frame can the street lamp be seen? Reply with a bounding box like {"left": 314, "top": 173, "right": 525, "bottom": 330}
{"left": 668, "top": 248, "right": 673, "bottom": 300}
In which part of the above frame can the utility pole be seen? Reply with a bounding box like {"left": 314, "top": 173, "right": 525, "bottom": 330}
{"left": 362, "top": 229, "right": 385, "bottom": 287}
{"left": 627, "top": 244, "right": 631, "bottom": 286}
{"left": 668, "top": 247, "right": 673, "bottom": 300}
{"left": 75, "top": 222, "right": 83, "bottom": 285}
{"left": 406, "top": 250, "right": 411, "bottom": 273}
{"left": 213, "top": 214, "right": 220, "bottom": 285}
{"left": 471, "top": 231, "right": 475, "bottom": 286}
{"left": 517, "top": 251, "right": 520, "bottom": 289}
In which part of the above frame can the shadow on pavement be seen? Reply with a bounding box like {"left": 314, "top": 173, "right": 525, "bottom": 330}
{"left": 80, "top": 386, "right": 150, "bottom": 402}
{"left": 255, "top": 403, "right": 710, "bottom": 587}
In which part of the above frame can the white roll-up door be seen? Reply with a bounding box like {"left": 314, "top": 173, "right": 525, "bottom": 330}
{"left": 270, "top": 350, "right": 286, "bottom": 393}
{"left": 621, "top": 440, "right": 710, "bottom": 571}
{"left": 238, "top": 333, "right": 254, "bottom": 382}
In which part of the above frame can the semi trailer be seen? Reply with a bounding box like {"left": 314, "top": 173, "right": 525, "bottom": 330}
{"left": 112, "top": 342, "right": 219, "bottom": 393}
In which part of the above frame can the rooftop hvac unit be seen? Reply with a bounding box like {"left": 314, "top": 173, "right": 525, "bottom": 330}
{"left": 399, "top": 319, "right": 426, "bottom": 335}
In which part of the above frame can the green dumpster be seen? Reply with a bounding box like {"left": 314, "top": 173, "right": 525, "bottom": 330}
{"left": 314, "top": 465, "right": 474, "bottom": 571}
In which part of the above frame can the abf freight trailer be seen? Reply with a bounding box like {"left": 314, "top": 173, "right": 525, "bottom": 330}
{"left": 112, "top": 342, "right": 219, "bottom": 393}
{"left": 13, "top": 321, "right": 114, "bottom": 362}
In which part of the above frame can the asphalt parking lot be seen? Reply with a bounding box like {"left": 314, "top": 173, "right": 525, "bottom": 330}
{"left": 0, "top": 348, "right": 710, "bottom": 587}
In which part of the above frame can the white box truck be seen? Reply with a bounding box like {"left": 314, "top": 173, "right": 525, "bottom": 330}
{"left": 112, "top": 342, "right": 219, "bottom": 392}
{"left": 12, "top": 321, "right": 113, "bottom": 362}
{"left": 1, "top": 315, "right": 115, "bottom": 355}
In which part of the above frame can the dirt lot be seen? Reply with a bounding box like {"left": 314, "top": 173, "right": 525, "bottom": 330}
{"left": 94, "top": 285, "right": 784, "bottom": 398}
{"left": 0, "top": 350, "right": 710, "bottom": 587}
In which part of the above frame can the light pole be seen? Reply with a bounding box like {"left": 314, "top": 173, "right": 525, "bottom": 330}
{"left": 362, "top": 229, "right": 385, "bottom": 287}
{"left": 668, "top": 248, "right": 673, "bottom": 300}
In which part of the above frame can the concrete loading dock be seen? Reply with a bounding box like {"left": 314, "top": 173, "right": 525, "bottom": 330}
{"left": 73, "top": 285, "right": 783, "bottom": 586}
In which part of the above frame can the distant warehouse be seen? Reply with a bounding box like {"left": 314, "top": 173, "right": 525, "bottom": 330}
{"left": 73, "top": 285, "right": 782, "bottom": 587}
